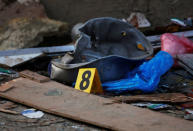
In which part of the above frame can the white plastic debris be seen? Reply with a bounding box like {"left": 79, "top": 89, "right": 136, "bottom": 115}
{"left": 170, "top": 18, "right": 187, "bottom": 27}
{"left": 127, "top": 12, "right": 151, "bottom": 28}
{"left": 21, "top": 109, "right": 44, "bottom": 119}
{"left": 186, "top": 109, "right": 193, "bottom": 114}
{"left": 132, "top": 103, "right": 150, "bottom": 107}
{"left": 184, "top": 109, "right": 193, "bottom": 120}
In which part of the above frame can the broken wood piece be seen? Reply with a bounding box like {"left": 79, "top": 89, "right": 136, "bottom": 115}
{"left": 19, "top": 70, "right": 50, "bottom": 83}
{"left": 0, "top": 101, "right": 17, "bottom": 109}
{"left": 0, "top": 108, "right": 18, "bottom": 114}
{"left": 181, "top": 102, "right": 193, "bottom": 108}
{"left": 0, "top": 78, "right": 192, "bottom": 131}
{"left": 0, "top": 83, "right": 14, "bottom": 92}
{"left": 113, "top": 93, "right": 193, "bottom": 103}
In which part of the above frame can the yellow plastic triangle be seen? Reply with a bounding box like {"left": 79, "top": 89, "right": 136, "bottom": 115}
{"left": 75, "top": 68, "right": 103, "bottom": 94}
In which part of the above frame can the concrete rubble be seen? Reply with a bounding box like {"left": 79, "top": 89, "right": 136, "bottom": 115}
{"left": 0, "top": 0, "right": 46, "bottom": 26}
{"left": 0, "top": 18, "right": 69, "bottom": 50}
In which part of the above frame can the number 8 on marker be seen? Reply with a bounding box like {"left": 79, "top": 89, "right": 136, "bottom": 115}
{"left": 79, "top": 70, "right": 91, "bottom": 90}
{"left": 75, "top": 68, "right": 103, "bottom": 94}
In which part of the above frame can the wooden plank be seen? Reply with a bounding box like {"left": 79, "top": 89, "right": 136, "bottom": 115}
{"left": 0, "top": 78, "right": 192, "bottom": 131}
{"left": 113, "top": 93, "right": 193, "bottom": 103}
{"left": 0, "top": 108, "right": 18, "bottom": 114}
{"left": 0, "top": 101, "right": 18, "bottom": 114}
{"left": 0, "top": 83, "right": 14, "bottom": 92}
{"left": 0, "top": 101, "right": 17, "bottom": 109}
{"left": 19, "top": 70, "right": 50, "bottom": 83}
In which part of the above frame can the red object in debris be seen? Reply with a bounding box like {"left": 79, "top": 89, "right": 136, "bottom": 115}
{"left": 161, "top": 33, "right": 193, "bottom": 66}
{"left": 181, "top": 102, "right": 193, "bottom": 108}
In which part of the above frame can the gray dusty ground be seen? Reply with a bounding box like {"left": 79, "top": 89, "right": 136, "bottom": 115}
{"left": 0, "top": 100, "right": 104, "bottom": 131}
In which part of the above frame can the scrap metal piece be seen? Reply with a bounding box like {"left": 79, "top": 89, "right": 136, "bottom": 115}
{"left": 0, "top": 45, "right": 74, "bottom": 67}
{"left": 147, "top": 30, "right": 193, "bottom": 43}
{"left": 0, "top": 53, "right": 43, "bottom": 67}
{"left": 177, "top": 54, "right": 193, "bottom": 76}
{"left": 0, "top": 45, "right": 74, "bottom": 56}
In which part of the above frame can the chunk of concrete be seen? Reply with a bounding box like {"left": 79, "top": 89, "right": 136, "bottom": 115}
{"left": 0, "top": 18, "right": 69, "bottom": 50}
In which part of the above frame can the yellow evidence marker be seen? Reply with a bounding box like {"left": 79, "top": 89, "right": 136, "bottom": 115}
{"left": 75, "top": 68, "right": 103, "bottom": 94}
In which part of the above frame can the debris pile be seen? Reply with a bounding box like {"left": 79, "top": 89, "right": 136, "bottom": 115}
{"left": 0, "top": 15, "right": 193, "bottom": 131}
